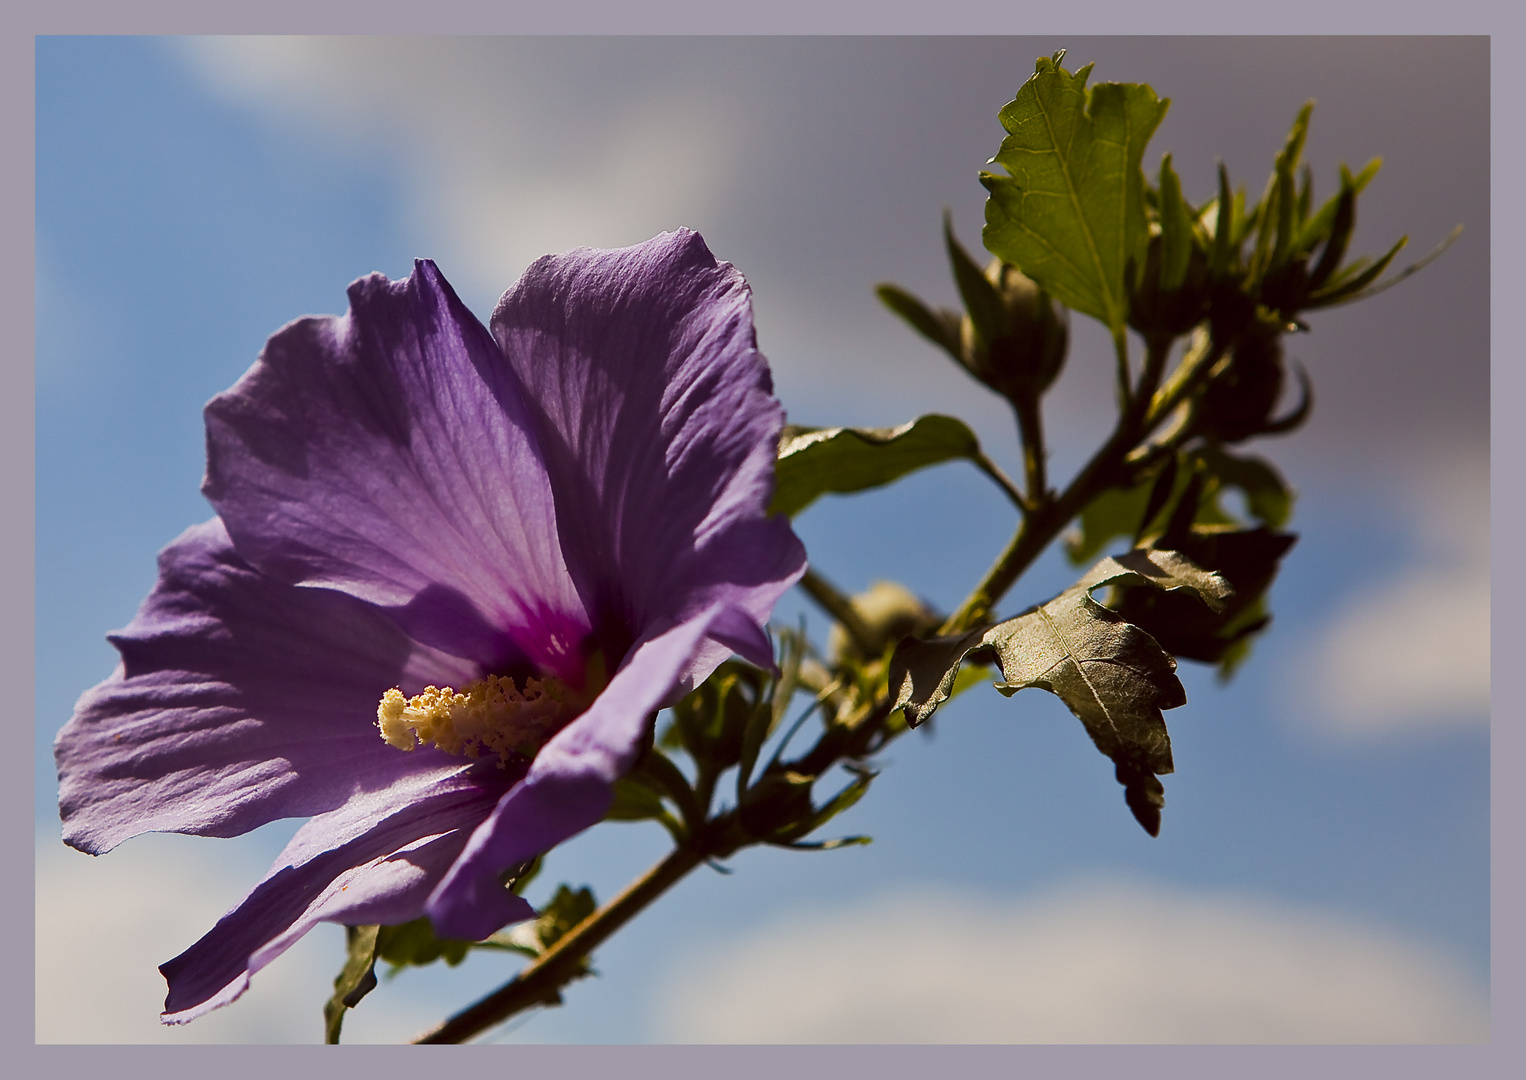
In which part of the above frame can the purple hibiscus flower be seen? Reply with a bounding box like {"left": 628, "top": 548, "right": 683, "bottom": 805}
{"left": 54, "top": 229, "right": 806, "bottom": 1023}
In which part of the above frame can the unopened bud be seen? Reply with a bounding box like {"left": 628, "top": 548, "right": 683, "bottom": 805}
{"left": 958, "top": 259, "right": 1069, "bottom": 401}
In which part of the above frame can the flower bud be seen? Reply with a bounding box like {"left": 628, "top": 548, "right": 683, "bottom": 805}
{"left": 956, "top": 258, "right": 1069, "bottom": 402}
{"left": 1197, "top": 329, "right": 1287, "bottom": 444}
{"left": 828, "top": 580, "right": 939, "bottom": 663}
{"left": 1128, "top": 231, "right": 1211, "bottom": 340}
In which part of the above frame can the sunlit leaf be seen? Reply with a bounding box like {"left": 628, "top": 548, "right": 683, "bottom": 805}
{"left": 982, "top": 53, "right": 1169, "bottom": 340}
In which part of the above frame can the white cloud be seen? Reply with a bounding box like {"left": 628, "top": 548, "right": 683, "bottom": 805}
{"left": 654, "top": 879, "right": 1487, "bottom": 1044}
{"left": 1295, "top": 453, "right": 1489, "bottom": 736}
{"left": 163, "top": 37, "right": 1123, "bottom": 447}
{"left": 173, "top": 37, "right": 745, "bottom": 300}
{"left": 34, "top": 829, "right": 420, "bottom": 1044}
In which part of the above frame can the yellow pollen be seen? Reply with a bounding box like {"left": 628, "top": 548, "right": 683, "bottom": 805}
{"left": 376, "top": 674, "right": 575, "bottom": 764}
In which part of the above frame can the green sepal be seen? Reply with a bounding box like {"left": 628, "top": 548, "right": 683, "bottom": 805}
{"left": 737, "top": 625, "right": 802, "bottom": 799}
{"left": 874, "top": 283, "right": 963, "bottom": 360}
{"left": 323, "top": 924, "right": 381, "bottom": 1044}
{"left": 1306, "top": 234, "right": 1409, "bottom": 306}
{"left": 1156, "top": 153, "right": 1196, "bottom": 293}
{"left": 944, "top": 211, "right": 1008, "bottom": 350}
{"left": 775, "top": 764, "right": 876, "bottom": 846}
{"left": 1298, "top": 158, "right": 1379, "bottom": 260}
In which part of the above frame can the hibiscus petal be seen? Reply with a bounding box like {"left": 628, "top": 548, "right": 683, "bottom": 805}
{"left": 159, "top": 768, "right": 522, "bottom": 1024}
{"left": 56, "top": 519, "right": 481, "bottom": 855}
{"left": 490, "top": 229, "right": 806, "bottom": 682}
{"left": 426, "top": 607, "right": 728, "bottom": 941}
{"left": 203, "top": 260, "right": 589, "bottom": 680}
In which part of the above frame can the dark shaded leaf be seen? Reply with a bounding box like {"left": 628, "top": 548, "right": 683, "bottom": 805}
{"left": 1109, "top": 526, "right": 1296, "bottom": 670}
{"left": 890, "top": 550, "right": 1229, "bottom": 834}
{"left": 1192, "top": 446, "right": 1293, "bottom": 529}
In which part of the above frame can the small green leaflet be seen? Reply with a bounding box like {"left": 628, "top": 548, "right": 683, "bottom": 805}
{"left": 982, "top": 53, "right": 1169, "bottom": 343}
{"left": 771, "top": 415, "right": 993, "bottom": 518}
{"left": 323, "top": 924, "right": 381, "bottom": 1044}
{"left": 888, "top": 549, "right": 1229, "bottom": 835}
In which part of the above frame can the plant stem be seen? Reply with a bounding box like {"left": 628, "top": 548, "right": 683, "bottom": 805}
{"left": 942, "top": 332, "right": 1220, "bottom": 634}
{"left": 1010, "top": 395, "right": 1048, "bottom": 508}
{"left": 412, "top": 842, "right": 707, "bottom": 1044}
{"left": 415, "top": 326, "right": 1232, "bottom": 1043}
{"left": 972, "top": 449, "right": 1029, "bottom": 514}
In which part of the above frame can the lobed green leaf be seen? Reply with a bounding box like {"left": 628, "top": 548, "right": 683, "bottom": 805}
{"left": 981, "top": 53, "right": 1169, "bottom": 341}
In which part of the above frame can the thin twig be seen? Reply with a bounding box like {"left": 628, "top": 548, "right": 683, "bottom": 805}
{"left": 798, "top": 566, "right": 876, "bottom": 654}
{"left": 412, "top": 843, "right": 707, "bottom": 1043}
{"left": 412, "top": 323, "right": 1237, "bottom": 1043}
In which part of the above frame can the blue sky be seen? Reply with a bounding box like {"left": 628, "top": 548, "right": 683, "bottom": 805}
{"left": 35, "top": 36, "right": 1490, "bottom": 1043}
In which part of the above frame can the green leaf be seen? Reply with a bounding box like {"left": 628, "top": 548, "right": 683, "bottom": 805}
{"left": 605, "top": 751, "right": 691, "bottom": 842}
{"left": 771, "top": 415, "right": 985, "bottom": 518}
{"left": 323, "top": 924, "right": 381, "bottom": 1044}
{"left": 889, "top": 550, "right": 1229, "bottom": 835}
{"left": 1193, "top": 445, "right": 1293, "bottom": 528}
{"left": 536, "top": 884, "right": 598, "bottom": 951}
{"left": 605, "top": 773, "right": 670, "bottom": 821}
{"left": 981, "top": 54, "right": 1169, "bottom": 341}
{"left": 486, "top": 884, "right": 601, "bottom": 992}
{"left": 374, "top": 916, "right": 472, "bottom": 973}
{"left": 1065, "top": 477, "right": 1156, "bottom": 565}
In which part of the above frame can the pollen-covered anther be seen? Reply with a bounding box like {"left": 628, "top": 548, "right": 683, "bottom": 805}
{"left": 376, "top": 674, "right": 575, "bottom": 764}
